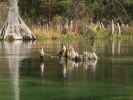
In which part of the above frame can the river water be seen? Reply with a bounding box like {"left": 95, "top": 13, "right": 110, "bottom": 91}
{"left": 0, "top": 39, "right": 133, "bottom": 100}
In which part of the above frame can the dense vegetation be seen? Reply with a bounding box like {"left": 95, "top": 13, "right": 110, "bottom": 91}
{"left": 19, "top": 0, "right": 133, "bottom": 24}
{"left": 1, "top": 0, "right": 133, "bottom": 40}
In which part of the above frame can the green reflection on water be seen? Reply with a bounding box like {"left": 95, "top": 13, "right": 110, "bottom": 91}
{"left": 0, "top": 39, "right": 133, "bottom": 100}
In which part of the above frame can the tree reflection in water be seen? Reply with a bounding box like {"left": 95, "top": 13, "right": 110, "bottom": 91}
{"left": 3, "top": 41, "right": 33, "bottom": 100}
{"left": 59, "top": 54, "right": 98, "bottom": 79}
{"left": 40, "top": 62, "right": 47, "bottom": 77}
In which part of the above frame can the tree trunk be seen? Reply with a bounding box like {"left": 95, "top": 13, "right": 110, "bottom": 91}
{"left": 117, "top": 23, "right": 121, "bottom": 36}
{"left": 0, "top": 0, "right": 36, "bottom": 40}
{"left": 111, "top": 20, "right": 115, "bottom": 35}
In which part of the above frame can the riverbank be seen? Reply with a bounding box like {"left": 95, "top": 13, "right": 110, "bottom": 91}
{"left": 32, "top": 25, "right": 133, "bottom": 42}
{"left": 31, "top": 25, "right": 81, "bottom": 42}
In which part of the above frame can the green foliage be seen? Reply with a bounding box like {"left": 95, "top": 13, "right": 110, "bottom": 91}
{"left": 18, "top": 0, "right": 133, "bottom": 24}
{"left": 19, "top": 0, "right": 41, "bottom": 22}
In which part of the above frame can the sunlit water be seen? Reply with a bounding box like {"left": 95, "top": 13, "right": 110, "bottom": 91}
{"left": 0, "top": 39, "right": 133, "bottom": 100}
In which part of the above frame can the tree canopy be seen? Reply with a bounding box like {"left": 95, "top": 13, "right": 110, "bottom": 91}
{"left": 17, "top": 0, "right": 133, "bottom": 24}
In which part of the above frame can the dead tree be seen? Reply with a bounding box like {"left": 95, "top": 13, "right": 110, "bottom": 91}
{"left": 0, "top": 0, "right": 36, "bottom": 40}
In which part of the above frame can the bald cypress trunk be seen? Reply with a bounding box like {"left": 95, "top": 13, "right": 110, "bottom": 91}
{"left": 0, "top": 0, "right": 36, "bottom": 40}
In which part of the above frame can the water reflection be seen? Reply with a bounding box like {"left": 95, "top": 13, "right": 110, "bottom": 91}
{"left": 59, "top": 54, "right": 98, "bottom": 79}
{"left": 3, "top": 41, "right": 34, "bottom": 100}
{"left": 111, "top": 39, "right": 122, "bottom": 56}
{"left": 40, "top": 62, "right": 47, "bottom": 77}
{"left": 0, "top": 39, "right": 132, "bottom": 100}
{"left": 83, "top": 59, "right": 97, "bottom": 72}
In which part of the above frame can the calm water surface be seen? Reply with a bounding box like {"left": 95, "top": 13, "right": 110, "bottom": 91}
{"left": 0, "top": 39, "right": 133, "bottom": 100}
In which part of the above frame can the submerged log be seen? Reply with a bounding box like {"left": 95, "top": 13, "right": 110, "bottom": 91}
{"left": 58, "top": 46, "right": 98, "bottom": 62}
{"left": 40, "top": 48, "right": 45, "bottom": 61}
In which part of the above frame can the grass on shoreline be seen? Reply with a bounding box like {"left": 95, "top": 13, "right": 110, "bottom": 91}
{"left": 1, "top": 25, "right": 133, "bottom": 42}
{"left": 33, "top": 26, "right": 133, "bottom": 42}
{"left": 31, "top": 25, "right": 82, "bottom": 42}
